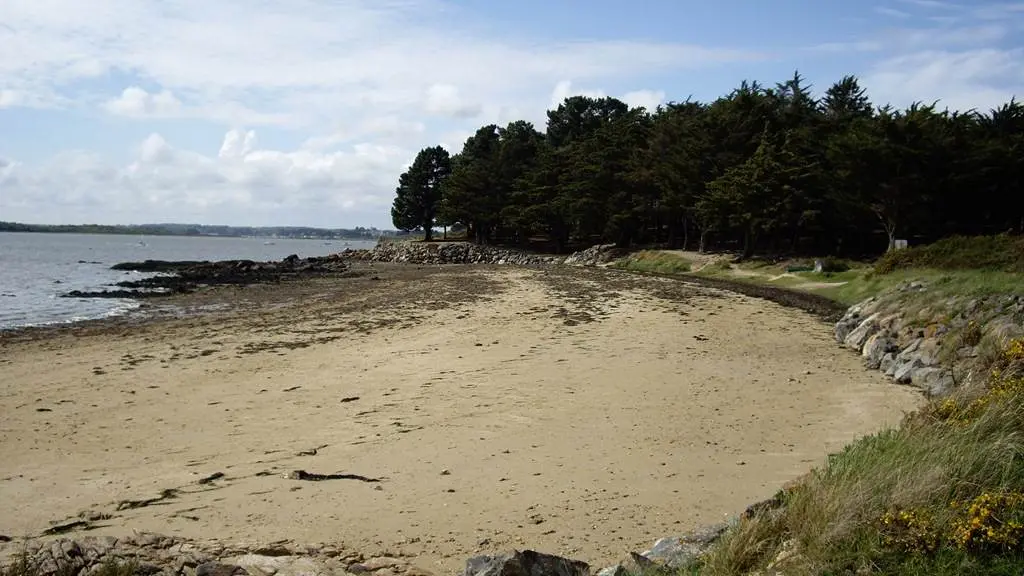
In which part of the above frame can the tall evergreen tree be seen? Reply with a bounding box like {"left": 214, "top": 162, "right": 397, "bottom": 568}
{"left": 390, "top": 146, "right": 451, "bottom": 241}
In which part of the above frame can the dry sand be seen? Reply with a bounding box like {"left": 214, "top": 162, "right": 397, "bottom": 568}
{"left": 0, "top": 265, "right": 920, "bottom": 572}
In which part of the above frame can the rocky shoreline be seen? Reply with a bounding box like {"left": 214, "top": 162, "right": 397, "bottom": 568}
{"left": 62, "top": 254, "right": 356, "bottom": 299}
{"left": 834, "top": 284, "right": 1024, "bottom": 397}
{"left": 0, "top": 525, "right": 731, "bottom": 576}
{"left": 60, "top": 242, "right": 623, "bottom": 301}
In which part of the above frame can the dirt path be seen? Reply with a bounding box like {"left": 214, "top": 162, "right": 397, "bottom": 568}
{"left": 0, "top": 265, "right": 919, "bottom": 572}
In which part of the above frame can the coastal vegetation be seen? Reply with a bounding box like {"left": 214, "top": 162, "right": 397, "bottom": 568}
{"left": 699, "top": 337, "right": 1024, "bottom": 575}
{"left": 393, "top": 72, "right": 1023, "bottom": 257}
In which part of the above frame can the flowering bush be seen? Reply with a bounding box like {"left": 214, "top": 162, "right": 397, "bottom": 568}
{"left": 879, "top": 492, "right": 1024, "bottom": 556}
{"left": 950, "top": 492, "right": 1024, "bottom": 553}
{"left": 930, "top": 337, "right": 1024, "bottom": 423}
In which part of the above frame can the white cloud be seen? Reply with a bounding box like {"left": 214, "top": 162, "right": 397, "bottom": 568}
{"left": 622, "top": 90, "right": 666, "bottom": 111}
{"left": 0, "top": 130, "right": 413, "bottom": 227}
{"left": 864, "top": 48, "right": 1024, "bottom": 111}
{"left": 549, "top": 80, "right": 606, "bottom": 109}
{"left": 0, "top": 90, "right": 21, "bottom": 108}
{"left": 0, "top": 0, "right": 761, "bottom": 127}
{"left": 423, "top": 84, "right": 482, "bottom": 119}
{"left": 875, "top": 6, "right": 912, "bottom": 18}
{"left": 104, "top": 86, "right": 183, "bottom": 117}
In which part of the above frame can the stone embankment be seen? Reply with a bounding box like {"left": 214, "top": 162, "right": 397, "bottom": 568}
{"left": 834, "top": 282, "right": 1024, "bottom": 397}
{"left": 342, "top": 241, "right": 622, "bottom": 268}
{"left": 0, "top": 526, "right": 729, "bottom": 576}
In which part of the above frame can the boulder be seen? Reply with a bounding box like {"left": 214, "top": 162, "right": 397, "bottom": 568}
{"left": 893, "top": 355, "right": 926, "bottom": 384}
{"left": 911, "top": 367, "right": 955, "bottom": 397}
{"left": 862, "top": 334, "right": 898, "bottom": 369}
{"left": 463, "top": 551, "right": 589, "bottom": 576}
{"left": 880, "top": 353, "right": 898, "bottom": 376}
{"left": 641, "top": 524, "right": 728, "bottom": 569}
{"left": 196, "top": 563, "right": 250, "bottom": 576}
{"left": 843, "top": 313, "right": 881, "bottom": 351}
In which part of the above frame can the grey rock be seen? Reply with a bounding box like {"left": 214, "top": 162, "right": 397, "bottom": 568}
{"left": 880, "top": 353, "right": 898, "bottom": 376}
{"left": 464, "top": 550, "right": 588, "bottom": 576}
{"left": 893, "top": 355, "right": 925, "bottom": 384}
{"left": 843, "top": 313, "right": 881, "bottom": 351}
{"left": 595, "top": 566, "right": 625, "bottom": 576}
{"left": 862, "top": 334, "right": 898, "bottom": 370}
{"left": 912, "top": 367, "right": 955, "bottom": 397}
{"left": 898, "top": 338, "right": 924, "bottom": 358}
{"left": 196, "top": 563, "right": 249, "bottom": 576}
{"left": 641, "top": 524, "right": 728, "bottom": 569}
{"left": 618, "top": 553, "right": 658, "bottom": 575}
{"left": 563, "top": 244, "right": 624, "bottom": 267}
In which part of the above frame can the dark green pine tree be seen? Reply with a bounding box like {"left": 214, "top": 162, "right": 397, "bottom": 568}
{"left": 391, "top": 146, "right": 451, "bottom": 241}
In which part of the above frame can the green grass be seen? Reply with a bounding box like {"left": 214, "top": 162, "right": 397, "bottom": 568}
{"left": 683, "top": 259, "right": 1023, "bottom": 307}
{"left": 876, "top": 235, "right": 1024, "bottom": 275}
{"left": 697, "top": 341, "right": 1024, "bottom": 575}
{"left": 613, "top": 251, "right": 692, "bottom": 275}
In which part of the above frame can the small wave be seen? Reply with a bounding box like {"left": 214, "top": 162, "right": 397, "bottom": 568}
{"left": 0, "top": 299, "right": 142, "bottom": 331}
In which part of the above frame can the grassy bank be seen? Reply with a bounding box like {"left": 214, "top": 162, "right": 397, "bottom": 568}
{"left": 614, "top": 251, "right": 692, "bottom": 274}
{"left": 610, "top": 236, "right": 1024, "bottom": 574}
{"left": 610, "top": 236, "right": 1024, "bottom": 307}
{"left": 699, "top": 339, "right": 1024, "bottom": 575}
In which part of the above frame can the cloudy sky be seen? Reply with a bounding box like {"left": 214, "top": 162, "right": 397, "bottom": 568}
{"left": 1, "top": 0, "right": 1022, "bottom": 229}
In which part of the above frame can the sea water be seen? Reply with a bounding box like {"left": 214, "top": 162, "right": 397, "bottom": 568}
{"left": 0, "top": 232, "right": 375, "bottom": 330}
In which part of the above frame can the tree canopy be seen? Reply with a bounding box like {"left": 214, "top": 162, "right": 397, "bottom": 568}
{"left": 391, "top": 146, "right": 451, "bottom": 241}
{"left": 397, "top": 72, "right": 1023, "bottom": 256}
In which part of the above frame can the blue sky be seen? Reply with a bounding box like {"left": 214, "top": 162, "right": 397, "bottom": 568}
{"left": 0, "top": 0, "right": 1021, "bottom": 229}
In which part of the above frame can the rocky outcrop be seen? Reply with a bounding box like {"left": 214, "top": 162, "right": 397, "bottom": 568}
{"left": 464, "top": 550, "right": 588, "bottom": 576}
{"left": 591, "top": 524, "right": 729, "bottom": 576}
{"left": 66, "top": 255, "right": 354, "bottom": 299}
{"left": 835, "top": 283, "right": 1024, "bottom": 397}
{"left": 1, "top": 523, "right": 733, "bottom": 576}
{"left": 343, "top": 242, "right": 561, "bottom": 266}
{"left": 0, "top": 533, "right": 426, "bottom": 576}
{"left": 561, "top": 244, "right": 625, "bottom": 267}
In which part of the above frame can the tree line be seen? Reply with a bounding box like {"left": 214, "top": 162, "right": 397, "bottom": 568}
{"left": 391, "top": 72, "right": 1023, "bottom": 257}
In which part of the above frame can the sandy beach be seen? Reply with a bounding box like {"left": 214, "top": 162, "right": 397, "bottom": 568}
{"left": 0, "top": 264, "right": 920, "bottom": 572}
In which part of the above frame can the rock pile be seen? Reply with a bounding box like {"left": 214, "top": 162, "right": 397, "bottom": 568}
{"left": 835, "top": 284, "right": 1024, "bottom": 397}
{"left": 561, "top": 244, "right": 625, "bottom": 268}
{"left": 0, "top": 527, "right": 731, "bottom": 576}
{"left": 66, "top": 255, "right": 353, "bottom": 299}
{"left": 0, "top": 533, "right": 427, "bottom": 576}
{"left": 343, "top": 242, "right": 562, "bottom": 266}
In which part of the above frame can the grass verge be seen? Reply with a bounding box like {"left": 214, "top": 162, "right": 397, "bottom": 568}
{"left": 613, "top": 251, "right": 692, "bottom": 275}
{"left": 695, "top": 339, "right": 1024, "bottom": 575}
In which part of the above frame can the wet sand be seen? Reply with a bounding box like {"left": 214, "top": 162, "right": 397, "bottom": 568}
{"left": 0, "top": 264, "right": 920, "bottom": 572}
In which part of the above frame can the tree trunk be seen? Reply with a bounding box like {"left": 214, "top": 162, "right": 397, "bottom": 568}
{"left": 698, "top": 228, "right": 710, "bottom": 254}
{"left": 742, "top": 227, "right": 755, "bottom": 260}
{"left": 682, "top": 217, "right": 689, "bottom": 252}
{"left": 443, "top": 226, "right": 447, "bottom": 241}
{"left": 423, "top": 220, "right": 433, "bottom": 242}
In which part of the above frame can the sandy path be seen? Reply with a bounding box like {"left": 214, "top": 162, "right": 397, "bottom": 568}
{"left": 0, "top": 266, "right": 919, "bottom": 572}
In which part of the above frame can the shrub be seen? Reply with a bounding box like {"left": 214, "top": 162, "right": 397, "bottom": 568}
{"left": 875, "top": 235, "right": 1024, "bottom": 275}
{"left": 820, "top": 257, "right": 851, "bottom": 274}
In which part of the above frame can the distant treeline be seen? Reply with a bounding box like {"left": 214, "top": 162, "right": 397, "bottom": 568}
{"left": 391, "top": 71, "right": 1024, "bottom": 256}
{"left": 0, "top": 222, "right": 396, "bottom": 240}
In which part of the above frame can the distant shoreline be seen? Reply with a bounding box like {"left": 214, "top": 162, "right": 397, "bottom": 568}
{"left": 0, "top": 222, "right": 396, "bottom": 241}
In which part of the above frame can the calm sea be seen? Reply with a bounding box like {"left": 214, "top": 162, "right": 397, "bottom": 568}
{"left": 0, "top": 232, "right": 376, "bottom": 330}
